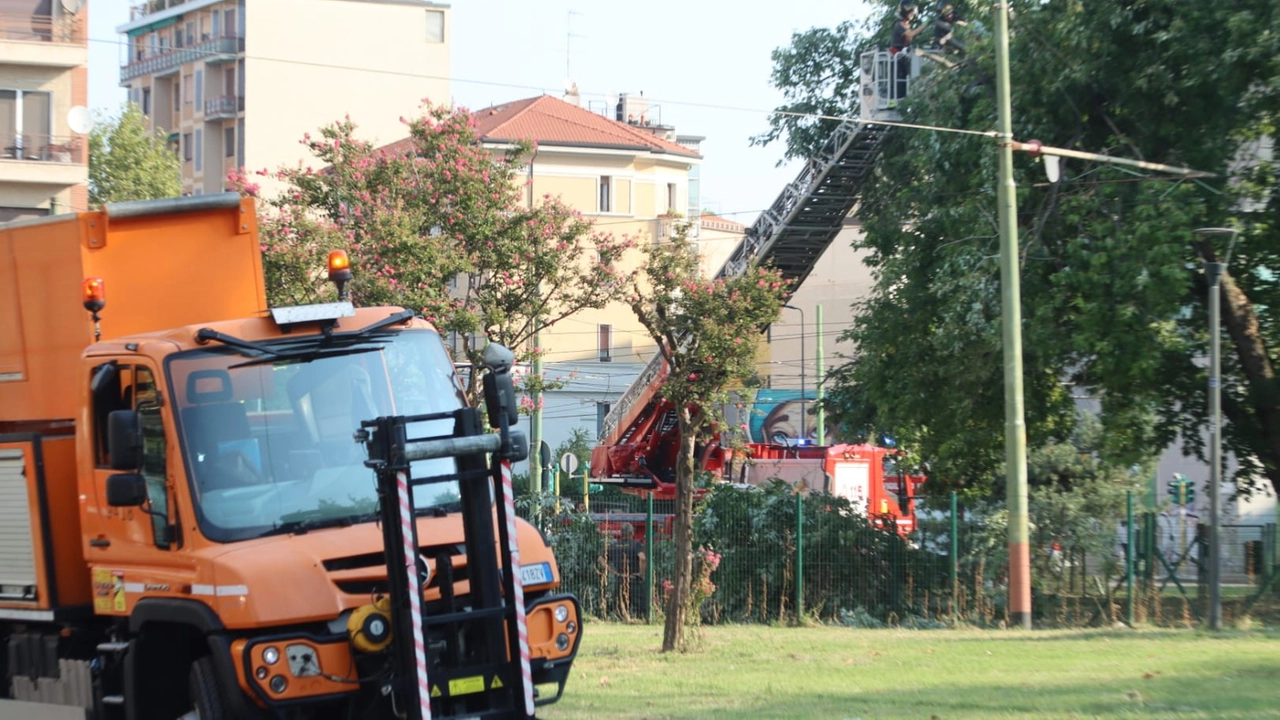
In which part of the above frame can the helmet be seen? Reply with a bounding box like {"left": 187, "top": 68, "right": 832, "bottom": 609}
{"left": 898, "top": 1, "right": 917, "bottom": 18}
{"left": 939, "top": 2, "right": 956, "bottom": 17}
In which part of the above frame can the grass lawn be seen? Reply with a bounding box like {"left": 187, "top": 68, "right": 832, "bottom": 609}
{"left": 541, "top": 622, "right": 1280, "bottom": 719}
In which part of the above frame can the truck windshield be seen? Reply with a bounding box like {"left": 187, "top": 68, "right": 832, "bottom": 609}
{"left": 166, "top": 329, "right": 468, "bottom": 543}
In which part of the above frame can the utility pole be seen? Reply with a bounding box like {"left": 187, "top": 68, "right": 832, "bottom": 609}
{"left": 815, "top": 304, "right": 825, "bottom": 444}
{"left": 784, "top": 305, "right": 806, "bottom": 443}
{"left": 530, "top": 329, "right": 543, "bottom": 496}
{"left": 993, "top": 0, "right": 1032, "bottom": 629}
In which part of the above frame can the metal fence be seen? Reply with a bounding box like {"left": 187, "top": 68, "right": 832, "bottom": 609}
{"left": 519, "top": 483, "right": 1280, "bottom": 628}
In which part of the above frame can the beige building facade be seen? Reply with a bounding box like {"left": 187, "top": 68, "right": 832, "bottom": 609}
{"left": 117, "top": 0, "right": 450, "bottom": 197}
{"left": 1, "top": 0, "right": 89, "bottom": 220}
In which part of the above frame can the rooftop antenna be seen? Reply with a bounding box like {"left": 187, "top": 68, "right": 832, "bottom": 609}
{"left": 566, "top": 9, "right": 584, "bottom": 83}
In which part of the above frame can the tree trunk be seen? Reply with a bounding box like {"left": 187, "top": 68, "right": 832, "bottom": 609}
{"left": 662, "top": 409, "right": 699, "bottom": 652}
{"left": 1214, "top": 268, "right": 1280, "bottom": 496}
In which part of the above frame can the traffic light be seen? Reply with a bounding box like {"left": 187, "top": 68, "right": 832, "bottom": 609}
{"left": 1167, "top": 474, "right": 1196, "bottom": 505}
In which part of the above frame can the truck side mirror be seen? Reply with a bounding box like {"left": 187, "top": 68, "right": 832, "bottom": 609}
{"left": 107, "top": 409, "right": 142, "bottom": 470}
{"left": 482, "top": 370, "right": 519, "bottom": 429}
{"left": 106, "top": 473, "right": 148, "bottom": 507}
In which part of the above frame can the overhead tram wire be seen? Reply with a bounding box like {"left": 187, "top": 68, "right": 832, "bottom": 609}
{"left": 88, "top": 36, "right": 1000, "bottom": 141}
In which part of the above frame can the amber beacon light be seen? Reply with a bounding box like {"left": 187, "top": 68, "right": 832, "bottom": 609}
{"left": 82, "top": 277, "right": 106, "bottom": 341}
{"left": 328, "top": 250, "right": 353, "bottom": 302}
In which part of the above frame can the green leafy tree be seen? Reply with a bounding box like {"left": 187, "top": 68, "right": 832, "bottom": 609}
{"left": 627, "top": 227, "right": 789, "bottom": 651}
{"left": 234, "top": 104, "right": 633, "bottom": 401}
{"left": 762, "top": 0, "right": 1280, "bottom": 493}
{"left": 88, "top": 102, "right": 182, "bottom": 206}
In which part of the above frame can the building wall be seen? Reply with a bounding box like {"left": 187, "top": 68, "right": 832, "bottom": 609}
{"left": 761, "top": 221, "right": 875, "bottom": 443}
{"left": 121, "top": 0, "right": 449, "bottom": 197}
{"left": 243, "top": 0, "right": 450, "bottom": 198}
{"left": 0, "top": 0, "right": 88, "bottom": 217}
{"left": 493, "top": 140, "right": 701, "bottom": 465}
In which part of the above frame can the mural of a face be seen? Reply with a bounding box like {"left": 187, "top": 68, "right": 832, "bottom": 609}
{"left": 747, "top": 389, "right": 832, "bottom": 445}
{"left": 761, "top": 401, "right": 816, "bottom": 444}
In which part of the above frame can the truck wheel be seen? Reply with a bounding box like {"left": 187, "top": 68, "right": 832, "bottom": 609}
{"left": 185, "top": 656, "right": 225, "bottom": 719}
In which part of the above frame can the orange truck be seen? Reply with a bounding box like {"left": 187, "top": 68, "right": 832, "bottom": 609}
{"left": 0, "top": 194, "right": 580, "bottom": 719}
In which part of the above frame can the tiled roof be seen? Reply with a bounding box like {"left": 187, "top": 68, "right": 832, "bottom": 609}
{"left": 380, "top": 95, "right": 701, "bottom": 159}
{"left": 700, "top": 212, "right": 746, "bottom": 233}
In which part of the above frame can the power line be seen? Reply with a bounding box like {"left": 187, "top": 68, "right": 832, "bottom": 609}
{"left": 88, "top": 36, "right": 998, "bottom": 139}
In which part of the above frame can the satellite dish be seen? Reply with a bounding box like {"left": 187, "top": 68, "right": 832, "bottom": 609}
{"left": 67, "top": 106, "right": 92, "bottom": 135}
{"left": 60, "top": 0, "right": 83, "bottom": 13}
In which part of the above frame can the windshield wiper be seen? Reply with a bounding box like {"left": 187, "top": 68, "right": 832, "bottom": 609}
{"left": 258, "top": 512, "right": 378, "bottom": 538}
{"left": 196, "top": 309, "right": 415, "bottom": 360}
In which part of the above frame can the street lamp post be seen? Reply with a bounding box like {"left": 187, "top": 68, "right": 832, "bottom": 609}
{"left": 1192, "top": 226, "right": 1239, "bottom": 632}
{"left": 783, "top": 304, "right": 806, "bottom": 444}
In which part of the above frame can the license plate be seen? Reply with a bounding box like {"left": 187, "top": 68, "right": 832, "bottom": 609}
{"left": 519, "top": 562, "right": 552, "bottom": 586}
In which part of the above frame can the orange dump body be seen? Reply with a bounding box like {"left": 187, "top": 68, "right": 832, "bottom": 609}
{"left": 0, "top": 195, "right": 266, "bottom": 425}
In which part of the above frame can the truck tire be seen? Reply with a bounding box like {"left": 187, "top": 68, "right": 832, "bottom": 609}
{"left": 186, "top": 656, "right": 225, "bottom": 719}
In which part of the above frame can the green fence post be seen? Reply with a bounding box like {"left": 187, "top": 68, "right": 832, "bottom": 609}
{"left": 796, "top": 491, "right": 804, "bottom": 624}
{"left": 1126, "top": 491, "right": 1135, "bottom": 627}
{"left": 950, "top": 491, "right": 959, "bottom": 626}
{"left": 646, "top": 492, "right": 654, "bottom": 625}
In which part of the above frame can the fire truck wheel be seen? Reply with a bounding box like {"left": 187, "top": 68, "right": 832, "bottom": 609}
{"left": 186, "top": 656, "right": 226, "bottom": 719}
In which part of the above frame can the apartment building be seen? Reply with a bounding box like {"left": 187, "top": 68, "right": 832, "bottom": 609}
{"left": 0, "top": 0, "right": 89, "bottom": 221}
{"left": 117, "top": 0, "right": 450, "bottom": 197}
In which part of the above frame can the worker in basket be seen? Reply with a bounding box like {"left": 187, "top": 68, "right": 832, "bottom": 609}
{"left": 933, "top": 2, "right": 968, "bottom": 56}
{"left": 890, "top": 1, "right": 925, "bottom": 102}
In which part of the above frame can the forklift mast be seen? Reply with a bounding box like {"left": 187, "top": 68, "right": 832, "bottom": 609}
{"left": 359, "top": 347, "right": 538, "bottom": 719}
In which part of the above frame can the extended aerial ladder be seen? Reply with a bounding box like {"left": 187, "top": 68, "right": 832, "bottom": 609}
{"left": 589, "top": 50, "right": 926, "bottom": 489}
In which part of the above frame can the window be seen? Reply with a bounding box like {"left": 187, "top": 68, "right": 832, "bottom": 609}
{"left": 182, "top": 73, "right": 192, "bottom": 104}
{"left": 224, "top": 126, "right": 235, "bottom": 157}
{"left": 212, "top": 10, "right": 221, "bottom": 38}
{"left": 596, "top": 403, "right": 611, "bottom": 438}
{"left": 425, "top": 10, "right": 444, "bottom": 42}
{"left": 195, "top": 70, "right": 203, "bottom": 107}
{"left": 0, "top": 90, "right": 52, "bottom": 160}
{"left": 598, "top": 176, "right": 612, "bottom": 213}
{"left": 174, "top": 25, "right": 183, "bottom": 47}
{"left": 667, "top": 183, "right": 677, "bottom": 213}
{"left": 185, "top": 21, "right": 195, "bottom": 46}
{"left": 598, "top": 324, "right": 613, "bottom": 363}
{"left": 139, "top": 402, "right": 171, "bottom": 548}
{"left": 141, "top": 87, "right": 151, "bottom": 115}
{"left": 173, "top": 78, "right": 181, "bottom": 111}
{"left": 224, "top": 9, "right": 237, "bottom": 37}
{"left": 194, "top": 128, "right": 203, "bottom": 171}
{"left": 182, "top": 132, "right": 192, "bottom": 162}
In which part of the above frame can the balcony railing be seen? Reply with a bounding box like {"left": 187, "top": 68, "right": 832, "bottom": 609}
{"left": 0, "top": 13, "right": 84, "bottom": 44}
{"left": 1, "top": 135, "right": 85, "bottom": 164}
{"left": 120, "top": 34, "right": 243, "bottom": 82}
{"left": 204, "top": 94, "right": 244, "bottom": 120}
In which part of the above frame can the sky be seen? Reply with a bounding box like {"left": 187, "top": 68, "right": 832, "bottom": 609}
{"left": 88, "top": 0, "right": 877, "bottom": 225}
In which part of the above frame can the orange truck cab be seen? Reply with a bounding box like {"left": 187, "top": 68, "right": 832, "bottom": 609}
{"left": 0, "top": 194, "right": 580, "bottom": 719}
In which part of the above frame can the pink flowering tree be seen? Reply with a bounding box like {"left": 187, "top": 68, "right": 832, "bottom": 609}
{"left": 234, "top": 104, "right": 631, "bottom": 401}
{"left": 627, "top": 228, "right": 788, "bottom": 652}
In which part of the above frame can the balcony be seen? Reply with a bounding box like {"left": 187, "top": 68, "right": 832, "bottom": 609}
{"left": 1, "top": 13, "right": 87, "bottom": 67}
{"left": 0, "top": 134, "right": 87, "bottom": 187}
{"left": 204, "top": 94, "right": 243, "bottom": 120}
{"left": 120, "top": 35, "right": 243, "bottom": 82}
